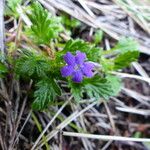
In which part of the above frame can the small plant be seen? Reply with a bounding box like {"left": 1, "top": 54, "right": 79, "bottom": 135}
{"left": 26, "top": 2, "right": 63, "bottom": 45}
{"left": 4, "top": 1, "right": 140, "bottom": 110}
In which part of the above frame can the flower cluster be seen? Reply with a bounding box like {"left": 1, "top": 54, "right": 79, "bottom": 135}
{"left": 61, "top": 51, "right": 95, "bottom": 82}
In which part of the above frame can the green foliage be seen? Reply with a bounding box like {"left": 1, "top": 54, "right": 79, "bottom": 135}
{"left": 6, "top": 0, "right": 22, "bottom": 17}
{"left": 114, "top": 51, "right": 139, "bottom": 70}
{"left": 61, "top": 39, "right": 101, "bottom": 62}
{"left": 101, "top": 37, "right": 139, "bottom": 71}
{"left": 69, "top": 75, "right": 121, "bottom": 101}
{"left": 106, "top": 75, "right": 121, "bottom": 96}
{"left": 101, "top": 50, "right": 139, "bottom": 71}
{"left": 112, "top": 37, "right": 139, "bottom": 53}
{"left": 69, "top": 80, "right": 83, "bottom": 101}
{"left": 32, "top": 78, "right": 61, "bottom": 110}
{"left": 27, "top": 2, "right": 63, "bottom": 45}
{"left": 15, "top": 51, "right": 51, "bottom": 78}
{"left": 133, "top": 131, "right": 142, "bottom": 138}
{"left": 0, "top": 63, "right": 8, "bottom": 78}
{"left": 61, "top": 13, "right": 80, "bottom": 29}
{"left": 61, "top": 13, "right": 80, "bottom": 35}
{"left": 93, "top": 30, "right": 103, "bottom": 44}
{"left": 101, "top": 57, "right": 114, "bottom": 72}
{"left": 0, "top": 54, "right": 8, "bottom": 78}
{"left": 84, "top": 77, "right": 117, "bottom": 100}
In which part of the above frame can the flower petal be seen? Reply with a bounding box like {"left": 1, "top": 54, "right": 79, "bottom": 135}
{"left": 75, "top": 51, "right": 86, "bottom": 65}
{"left": 72, "top": 71, "right": 83, "bottom": 83}
{"left": 64, "top": 52, "right": 75, "bottom": 66}
{"left": 81, "top": 62, "right": 94, "bottom": 78}
{"left": 61, "top": 65, "right": 74, "bottom": 77}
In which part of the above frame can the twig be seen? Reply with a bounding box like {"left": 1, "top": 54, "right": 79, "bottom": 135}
{"left": 103, "top": 101, "right": 116, "bottom": 133}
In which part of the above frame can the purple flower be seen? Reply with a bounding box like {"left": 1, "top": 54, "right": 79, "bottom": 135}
{"left": 61, "top": 51, "right": 95, "bottom": 83}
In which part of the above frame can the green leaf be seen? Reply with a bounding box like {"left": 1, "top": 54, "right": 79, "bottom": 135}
{"left": 88, "top": 47, "right": 102, "bottom": 62}
{"left": 69, "top": 75, "right": 121, "bottom": 101}
{"left": 27, "top": 2, "right": 63, "bottom": 44}
{"left": 113, "top": 37, "right": 139, "bottom": 53}
{"left": 133, "top": 132, "right": 142, "bottom": 138}
{"left": 68, "top": 80, "right": 83, "bottom": 102}
{"left": 32, "top": 78, "right": 61, "bottom": 110}
{"left": 61, "top": 13, "right": 80, "bottom": 29}
{"left": 101, "top": 57, "right": 114, "bottom": 72}
{"left": 15, "top": 51, "right": 51, "bottom": 78}
{"left": 106, "top": 75, "right": 121, "bottom": 96}
{"left": 101, "top": 38, "right": 139, "bottom": 71}
{"left": 51, "top": 79, "right": 62, "bottom": 96}
{"left": 0, "top": 63, "right": 8, "bottom": 78}
{"left": 94, "top": 30, "right": 103, "bottom": 44}
{"left": 83, "top": 76, "right": 118, "bottom": 100}
{"left": 114, "top": 51, "right": 139, "bottom": 70}
{"left": 63, "top": 39, "right": 89, "bottom": 54}
{"left": 61, "top": 39, "right": 101, "bottom": 62}
{"left": 6, "top": 0, "right": 22, "bottom": 17}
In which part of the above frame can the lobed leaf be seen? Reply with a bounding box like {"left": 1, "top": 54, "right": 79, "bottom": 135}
{"left": 27, "top": 2, "right": 63, "bottom": 45}
{"left": 114, "top": 51, "right": 139, "bottom": 70}
{"left": 32, "top": 78, "right": 61, "bottom": 110}
{"left": 15, "top": 51, "right": 51, "bottom": 79}
{"left": 0, "top": 63, "right": 8, "bottom": 78}
{"left": 113, "top": 37, "right": 139, "bottom": 53}
{"left": 62, "top": 39, "right": 101, "bottom": 62}
{"left": 6, "top": 0, "right": 22, "bottom": 17}
{"left": 69, "top": 75, "right": 121, "bottom": 101}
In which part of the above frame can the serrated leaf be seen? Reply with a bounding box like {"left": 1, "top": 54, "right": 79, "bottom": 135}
{"left": 32, "top": 78, "right": 61, "bottom": 110}
{"left": 113, "top": 37, "right": 139, "bottom": 53}
{"left": 106, "top": 75, "right": 121, "bottom": 96}
{"left": 6, "top": 0, "right": 22, "bottom": 17}
{"left": 0, "top": 63, "right": 8, "bottom": 78}
{"left": 63, "top": 39, "right": 89, "bottom": 53}
{"left": 69, "top": 75, "right": 121, "bottom": 101}
{"left": 101, "top": 57, "right": 114, "bottom": 72}
{"left": 83, "top": 76, "right": 116, "bottom": 100}
{"left": 114, "top": 51, "right": 139, "bottom": 70}
{"left": 61, "top": 13, "right": 80, "bottom": 29}
{"left": 27, "top": 2, "right": 63, "bottom": 44}
{"left": 51, "top": 79, "right": 62, "bottom": 96}
{"left": 15, "top": 51, "right": 51, "bottom": 78}
{"left": 62, "top": 39, "right": 101, "bottom": 62}
{"left": 68, "top": 81, "right": 83, "bottom": 102}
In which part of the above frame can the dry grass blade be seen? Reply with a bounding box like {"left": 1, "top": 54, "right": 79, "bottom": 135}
{"left": 31, "top": 98, "right": 71, "bottom": 150}
{"left": 111, "top": 71, "right": 150, "bottom": 84}
{"left": 37, "top": 101, "right": 99, "bottom": 149}
{"left": 63, "top": 131, "right": 150, "bottom": 142}
{"left": 116, "top": 107, "right": 150, "bottom": 116}
{"left": 103, "top": 101, "right": 116, "bottom": 132}
{"left": 113, "top": 0, "right": 150, "bottom": 34}
{"left": 13, "top": 111, "right": 32, "bottom": 147}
